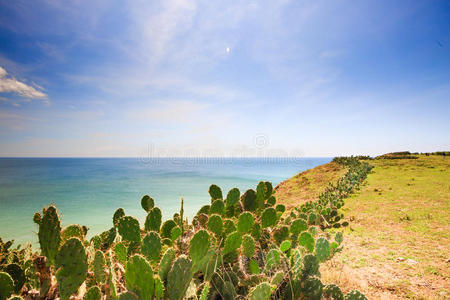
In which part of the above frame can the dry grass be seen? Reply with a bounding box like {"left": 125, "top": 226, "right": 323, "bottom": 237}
{"left": 275, "top": 155, "right": 450, "bottom": 299}
{"left": 273, "top": 161, "right": 347, "bottom": 210}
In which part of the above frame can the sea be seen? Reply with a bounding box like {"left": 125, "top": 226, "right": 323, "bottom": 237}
{"left": 0, "top": 157, "right": 331, "bottom": 246}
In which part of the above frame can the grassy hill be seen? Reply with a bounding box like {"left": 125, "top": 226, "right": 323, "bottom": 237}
{"left": 274, "top": 155, "right": 450, "bottom": 299}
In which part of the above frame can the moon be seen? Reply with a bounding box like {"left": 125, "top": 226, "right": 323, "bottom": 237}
{"left": 226, "top": 47, "right": 230, "bottom": 53}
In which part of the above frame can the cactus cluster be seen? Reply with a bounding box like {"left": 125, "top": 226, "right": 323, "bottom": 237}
{"left": 0, "top": 156, "right": 371, "bottom": 299}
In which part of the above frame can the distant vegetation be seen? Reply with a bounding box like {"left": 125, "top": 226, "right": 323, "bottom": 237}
{"left": 0, "top": 158, "right": 372, "bottom": 300}
{"left": 376, "top": 151, "right": 418, "bottom": 159}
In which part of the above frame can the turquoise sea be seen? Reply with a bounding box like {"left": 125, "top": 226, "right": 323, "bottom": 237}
{"left": 0, "top": 157, "right": 331, "bottom": 245}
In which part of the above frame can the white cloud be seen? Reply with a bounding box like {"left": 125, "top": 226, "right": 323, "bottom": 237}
{"left": 0, "top": 66, "right": 48, "bottom": 102}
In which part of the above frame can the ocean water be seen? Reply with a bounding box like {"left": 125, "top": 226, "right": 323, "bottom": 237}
{"left": 0, "top": 157, "right": 331, "bottom": 245}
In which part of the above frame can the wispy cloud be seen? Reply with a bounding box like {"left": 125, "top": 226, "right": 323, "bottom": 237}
{"left": 0, "top": 66, "right": 48, "bottom": 103}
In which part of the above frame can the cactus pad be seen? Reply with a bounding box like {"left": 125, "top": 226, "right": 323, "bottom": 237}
{"left": 159, "top": 248, "right": 176, "bottom": 282}
{"left": 84, "top": 286, "right": 101, "bottom": 300}
{"left": 261, "top": 207, "right": 277, "bottom": 228}
{"left": 301, "top": 254, "right": 320, "bottom": 277}
{"left": 265, "top": 249, "right": 281, "bottom": 269}
{"left": 300, "top": 276, "right": 323, "bottom": 300}
{"left": 0, "top": 271, "right": 14, "bottom": 300}
{"left": 315, "top": 237, "right": 330, "bottom": 262}
{"left": 189, "top": 230, "right": 210, "bottom": 266}
{"left": 118, "top": 291, "right": 139, "bottom": 300}
{"left": 5, "top": 263, "right": 25, "bottom": 293}
{"left": 225, "top": 188, "right": 240, "bottom": 207}
{"left": 237, "top": 212, "right": 255, "bottom": 233}
{"left": 160, "top": 220, "right": 177, "bottom": 239}
{"left": 249, "top": 282, "right": 272, "bottom": 300}
{"left": 142, "top": 232, "right": 162, "bottom": 262}
{"left": 290, "top": 219, "right": 308, "bottom": 235}
{"left": 118, "top": 216, "right": 141, "bottom": 243}
{"left": 249, "top": 259, "right": 260, "bottom": 274}
{"left": 241, "top": 235, "right": 256, "bottom": 258}
{"left": 37, "top": 205, "right": 61, "bottom": 265}
{"left": 298, "top": 232, "right": 314, "bottom": 252}
{"left": 241, "top": 189, "right": 257, "bottom": 211}
{"left": 125, "top": 255, "right": 154, "bottom": 299}
{"left": 141, "top": 195, "right": 154, "bottom": 212}
{"left": 170, "top": 226, "right": 182, "bottom": 241}
{"left": 55, "top": 238, "right": 88, "bottom": 300}
{"left": 93, "top": 250, "right": 106, "bottom": 283}
{"left": 61, "top": 224, "right": 85, "bottom": 242}
{"left": 167, "top": 255, "right": 193, "bottom": 300}
{"left": 145, "top": 207, "right": 162, "bottom": 232}
{"left": 209, "top": 199, "right": 225, "bottom": 216}
{"left": 344, "top": 290, "right": 367, "bottom": 300}
{"left": 223, "top": 231, "right": 242, "bottom": 255}
{"left": 208, "top": 184, "right": 223, "bottom": 200}
{"left": 207, "top": 214, "right": 223, "bottom": 236}
{"left": 114, "top": 242, "right": 127, "bottom": 265}
{"left": 280, "top": 240, "right": 292, "bottom": 252}
{"left": 113, "top": 208, "right": 125, "bottom": 227}
{"left": 154, "top": 275, "right": 164, "bottom": 299}
{"left": 323, "top": 284, "right": 344, "bottom": 300}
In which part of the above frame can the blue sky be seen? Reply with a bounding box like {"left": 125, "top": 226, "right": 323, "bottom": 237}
{"left": 0, "top": 0, "right": 449, "bottom": 157}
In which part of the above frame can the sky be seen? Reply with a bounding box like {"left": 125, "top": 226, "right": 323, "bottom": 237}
{"left": 0, "top": 0, "right": 449, "bottom": 157}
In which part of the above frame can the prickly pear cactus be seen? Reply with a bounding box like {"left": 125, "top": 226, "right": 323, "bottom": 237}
{"left": 61, "top": 224, "right": 85, "bottom": 242}
{"left": 344, "top": 290, "right": 367, "bottom": 300}
{"left": 209, "top": 199, "right": 225, "bottom": 216}
{"left": 55, "top": 238, "right": 88, "bottom": 300}
{"left": 280, "top": 240, "right": 292, "bottom": 252}
{"left": 117, "top": 216, "right": 141, "bottom": 243}
{"left": 37, "top": 205, "right": 61, "bottom": 265}
{"left": 315, "top": 237, "right": 330, "bottom": 262}
{"left": 118, "top": 291, "right": 139, "bottom": 300}
{"left": 301, "top": 254, "right": 320, "bottom": 278}
{"left": 261, "top": 207, "right": 277, "bottom": 228}
{"left": 167, "top": 255, "right": 193, "bottom": 300}
{"left": 145, "top": 207, "right": 162, "bottom": 232}
{"left": 189, "top": 230, "right": 210, "bottom": 267}
{"left": 142, "top": 232, "right": 162, "bottom": 262}
{"left": 159, "top": 248, "right": 176, "bottom": 282}
{"left": 241, "top": 235, "right": 256, "bottom": 258}
{"left": 225, "top": 188, "right": 240, "bottom": 207}
{"left": 223, "top": 231, "right": 242, "bottom": 255}
{"left": 84, "top": 286, "right": 101, "bottom": 300}
{"left": 125, "top": 255, "right": 154, "bottom": 299}
{"left": 249, "top": 282, "right": 272, "bottom": 300}
{"left": 113, "top": 208, "right": 125, "bottom": 227}
{"left": 300, "top": 276, "right": 323, "bottom": 300}
{"left": 160, "top": 220, "right": 177, "bottom": 239}
{"left": 154, "top": 275, "right": 164, "bottom": 299}
{"left": 5, "top": 263, "right": 25, "bottom": 293}
{"left": 199, "top": 282, "right": 210, "bottom": 300}
{"left": 323, "top": 284, "right": 344, "bottom": 300}
{"left": 93, "top": 250, "right": 106, "bottom": 284}
{"left": 33, "top": 212, "right": 41, "bottom": 225}
{"left": 237, "top": 212, "right": 254, "bottom": 233}
{"left": 0, "top": 271, "right": 14, "bottom": 300}
{"left": 207, "top": 214, "right": 223, "bottom": 236}
{"left": 290, "top": 218, "right": 307, "bottom": 235}
{"left": 241, "top": 189, "right": 257, "bottom": 211}
{"left": 141, "top": 195, "right": 154, "bottom": 213}
{"left": 209, "top": 184, "right": 223, "bottom": 200}
{"left": 299, "top": 231, "right": 315, "bottom": 252}
{"left": 114, "top": 242, "right": 127, "bottom": 265}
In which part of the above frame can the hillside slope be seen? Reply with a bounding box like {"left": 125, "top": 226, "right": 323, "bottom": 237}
{"left": 274, "top": 155, "right": 450, "bottom": 299}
